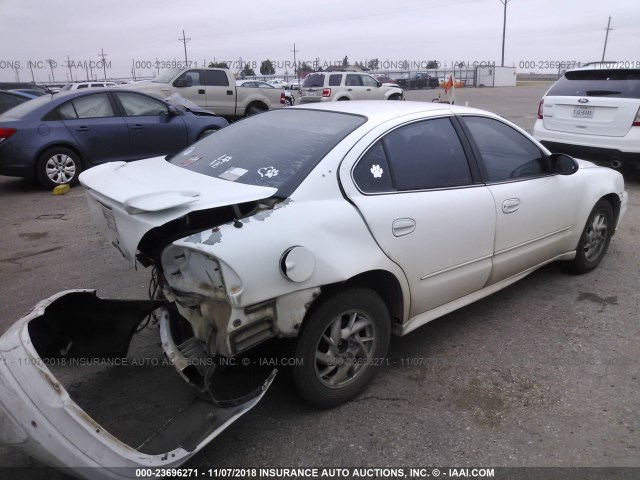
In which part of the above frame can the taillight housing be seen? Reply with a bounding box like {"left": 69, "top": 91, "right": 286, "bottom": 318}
{"left": 0, "top": 128, "right": 16, "bottom": 145}
{"left": 633, "top": 106, "right": 640, "bottom": 127}
{"left": 280, "top": 92, "right": 285, "bottom": 105}
{"left": 537, "top": 99, "right": 544, "bottom": 119}
{"left": 322, "top": 88, "right": 331, "bottom": 97}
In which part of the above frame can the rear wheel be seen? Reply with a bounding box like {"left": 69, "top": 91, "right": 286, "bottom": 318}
{"left": 337, "top": 97, "right": 349, "bottom": 101}
{"left": 246, "top": 104, "right": 267, "bottom": 116}
{"left": 293, "top": 288, "right": 390, "bottom": 408}
{"left": 569, "top": 200, "right": 614, "bottom": 273}
{"left": 36, "top": 147, "right": 82, "bottom": 188}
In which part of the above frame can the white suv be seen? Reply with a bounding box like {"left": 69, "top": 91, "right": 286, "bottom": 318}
{"left": 532, "top": 64, "right": 640, "bottom": 169}
{"left": 61, "top": 81, "right": 118, "bottom": 91}
{"left": 300, "top": 72, "right": 403, "bottom": 103}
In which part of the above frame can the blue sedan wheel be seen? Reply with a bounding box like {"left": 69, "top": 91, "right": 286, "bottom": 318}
{"left": 36, "top": 147, "right": 82, "bottom": 188}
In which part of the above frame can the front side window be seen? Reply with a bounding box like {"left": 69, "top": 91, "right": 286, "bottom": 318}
{"left": 361, "top": 75, "right": 378, "bottom": 87}
{"left": 461, "top": 116, "right": 547, "bottom": 182}
{"left": 175, "top": 70, "right": 202, "bottom": 87}
{"left": 116, "top": 92, "right": 168, "bottom": 116}
{"left": 346, "top": 74, "right": 363, "bottom": 87}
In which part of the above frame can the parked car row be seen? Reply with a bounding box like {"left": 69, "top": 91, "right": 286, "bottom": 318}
{"left": 0, "top": 89, "right": 228, "bottom": 187}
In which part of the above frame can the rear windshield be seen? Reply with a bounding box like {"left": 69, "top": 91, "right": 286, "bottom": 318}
{"left": 170, "top": 109, "right": 366, "bottom": 198}
{"left": 302, "top": 74, "right": 325, "bottom": 88}
{"left": 548, "top": 69, "right": 640, "bottom": 98}
{"left": 0, "top": 94, "right": 53, "bottom": 119}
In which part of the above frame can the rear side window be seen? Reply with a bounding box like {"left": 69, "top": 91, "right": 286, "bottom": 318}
{"left": 547, "top": 69, "right": 640, "bottom": 99}
{"left": 303, "top": 74, "right": 325, "bottom": 88}
{"left": 383, "top": 118, "right": 472, "bottom": 191}
{"left": 353, "top": 142, "right": 394, "bottom": 192}
{"left": 57, "top": 93, "right": 115, "bottom": 119}
{"left": 461, "top": 116, "right": 547, "bottom": 182}
{"left": 203, "top": 70, "right": 230, "bottom": 87}
{"left": 329, "top": 74, "right": 342, "bottom": 87}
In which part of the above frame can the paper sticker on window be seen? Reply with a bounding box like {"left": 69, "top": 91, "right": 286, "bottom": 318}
{"left": 371, "top": 164, "right": 383, "bottom": 178}
{"left": 219, "top": 167, "right": 248, "bottom": 182}
{"left": 210, "top": 154, "right": 232, "bottom": 169}
{"left": 258, "top": 166, "right": 279, "bottom": 178}
{"left": 182, "top": 155, "right": 202, "bottom": 167}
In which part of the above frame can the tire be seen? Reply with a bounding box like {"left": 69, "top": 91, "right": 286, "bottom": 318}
{"left": 337, "top": 97, "right": 349, "bottom": 101}
{"left": 284, "top": 97, "right": 293, "bottom": 107}
{"left": 569, "top": 199, "right": 614, "bottom": 273}
{"left": 197, "top": 128, "right": 217, "bottom": 140}
{"left": 246, "top": 104, "right": 266, "bottom": 116}
{"left": 293, "top": 288, "right": 391, "bottom": 408}
{"left": 388, "top": 94, "right": 401, "bottom": 101}
{"left": 36, "top": 147, "right": 82, "bottom": 189}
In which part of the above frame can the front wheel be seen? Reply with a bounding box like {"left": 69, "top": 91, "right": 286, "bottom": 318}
{"left": 388, "top": 93, "right": 402, "bottom": 100}
{"left": 569, "top": 199, "right": 614, "bottom": 273}
{"left": 293, "top": 288, "right": 390, "bottom": 408}
{"left": 36, "top": 147, "right": 82, "bottom": 188}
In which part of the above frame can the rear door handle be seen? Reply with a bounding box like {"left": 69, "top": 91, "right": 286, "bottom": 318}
{"left": 227, "top": 90, "right": 234, "bottom": 96}
{"left": 502, "top": 198, "right": 521, "bottom": 214}
{"left": 392, "top": 218, "right": 416, "bottom": 237}
{"left": 131, "top": 124, "right": 144, "bottom": 130}
{"left": 75, "top": 126, "right": 89, "bottom": 132}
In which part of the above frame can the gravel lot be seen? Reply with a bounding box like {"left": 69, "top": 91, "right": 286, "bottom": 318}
{"left": 0, "top": 84, "right": 638, "bottom": 479}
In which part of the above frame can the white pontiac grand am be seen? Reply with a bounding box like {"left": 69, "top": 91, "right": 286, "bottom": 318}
{"left": 0, "top": 101, "right": 627, "bottom": 477}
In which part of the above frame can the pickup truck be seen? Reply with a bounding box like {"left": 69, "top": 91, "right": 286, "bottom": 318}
{"left": 123, "top": 68, "right": 286, "bottom": 120}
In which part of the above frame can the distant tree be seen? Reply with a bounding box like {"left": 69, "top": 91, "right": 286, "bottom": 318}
{"left": 241, "top": 64, "right": 256, "bottom": 77}
{"left": 260, "top": 59, "right": 275, "bottom": 76}
{"left": 342, "top": 56, "right": 349, "bottom": 67}
{"left": 298, "top": 61, "right": 313, "bottom": 74}
{"left": 208, "top": 61, "right": 229, "bottom": 68}
{"left": 426, "top": 60, "right": 440, "bottom": 69}
{"left": 367, "top": 58, "right": 380, "bottom": 70}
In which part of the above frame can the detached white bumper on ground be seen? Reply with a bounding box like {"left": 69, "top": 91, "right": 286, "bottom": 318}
{"left": 0, "top": 290, "right": 275, "bottom": 480}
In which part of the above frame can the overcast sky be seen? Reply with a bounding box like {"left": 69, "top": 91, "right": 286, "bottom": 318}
{"left": 0, "top": 0, "right": 638, "bottom": 83}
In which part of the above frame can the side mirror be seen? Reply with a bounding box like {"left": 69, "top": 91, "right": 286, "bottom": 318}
{"left": 173, "top": 78, "right": 187, "bottom": 88}
{"left": 550, "top": 153, "right": 578, "bottom": 175}
{"left": 376, "top": 80, "right": 381, "bottom": 87}
{"left": 167, "top": 105, "right": 179, "bottom": 116}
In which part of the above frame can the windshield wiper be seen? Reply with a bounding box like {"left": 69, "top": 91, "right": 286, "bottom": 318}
{"left": 586, "top": 90, "right": 622, "bottom": 96}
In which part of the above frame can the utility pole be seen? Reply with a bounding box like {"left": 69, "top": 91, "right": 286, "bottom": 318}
{"left": 499, "top": 0, "right": 511, "bottom": 67}
{"left": 179, "top": 30, "right": 191, "bottom": 64}
{"left": 98, "top": 48, "right": 108, "bottom": 81}
{"left": 602, "top": 16, "right": 613, "bottom": 62}
{"left": 46, "top": 59, "right": 56, "bottom": 83}
{"left": 14, "top": 66, "right": 20, "bottom": 82}
{"left": 66, "top": 55, "right": 74, "bottom": 82}
{"left": 29, "top": 62, "right": 36, "bottom": 83}
{"left": 291, "top": 44, "right": 300, "bottom": 79}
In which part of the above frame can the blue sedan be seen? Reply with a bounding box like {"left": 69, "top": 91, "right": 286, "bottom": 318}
{"left": 0, "top": 89, "right": 228, "bottom": 188}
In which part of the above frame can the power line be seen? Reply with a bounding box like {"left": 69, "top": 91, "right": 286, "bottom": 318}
{"left": 179, "top": 30, "right": 191, "bottom": 64}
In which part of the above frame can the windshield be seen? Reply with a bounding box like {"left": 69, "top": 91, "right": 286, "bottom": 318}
{"left": 152, "top": 68, "right": 183, "bottom": 83}
{"left": 170, "top": 109, "right": 366, "bottom": 198}
{"left": 548, "top": 69, "right": 640, "bottom": 99}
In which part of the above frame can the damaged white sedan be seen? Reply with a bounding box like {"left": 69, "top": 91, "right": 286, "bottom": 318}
{"left": 0, "top": 101, "right": 627, "bottom": 477}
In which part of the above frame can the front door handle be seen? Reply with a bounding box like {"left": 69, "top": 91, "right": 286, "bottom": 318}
{"left": 502, "top": 198, "right": 521, "bottom": 214}
{"left": 198, "top": 89, "right": 205, "bottom": 94}
{"left": 392, "top": 218, "right": 416, "bottom": 237}
{"left": 227, "top": 90, "right": 234, "bottom": 95}
{"left": 131, "top": 124, "right": 144, "bottom": 130}
{"left": 75, "top": 126, "right": 89, "bottom": 132}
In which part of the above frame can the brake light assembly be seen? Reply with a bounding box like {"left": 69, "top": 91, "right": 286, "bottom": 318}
{"left": 0, "top": 128, "right": 16, "bottom": 145}
{"left": 633, "top": 106, "right": 640, "bottom": 127}
{"left": 322, "top": 88, "right": 331, "bottom": 98}
{"left": 280, "top": 92, "right": 285, "bottom": 105}
{"left": 537, "top": 99, "right": 544, "bottom": 120}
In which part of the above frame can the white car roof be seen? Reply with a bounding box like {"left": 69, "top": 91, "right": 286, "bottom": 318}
{"left": 290, "top": 100, "right": 493, "bottom": 124}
